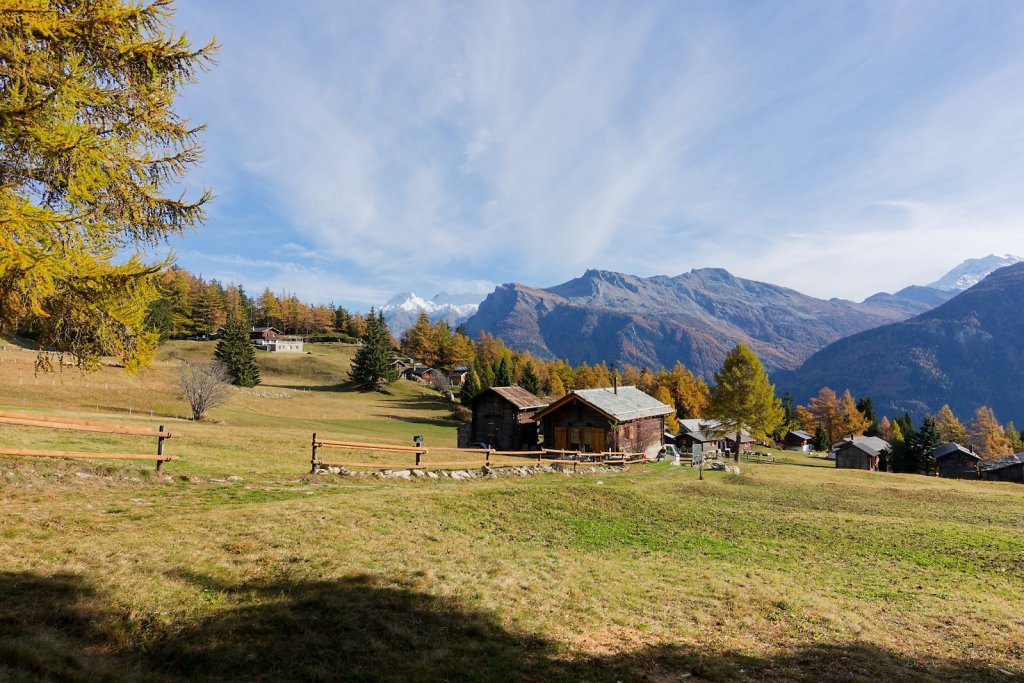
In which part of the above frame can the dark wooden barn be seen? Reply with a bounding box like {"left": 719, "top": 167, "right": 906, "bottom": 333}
{"left": 534, "top": 385, "right": 672, "bottom": 458}
{"left": 469, "top": 386, "right": 547, "bottom": 451}
{"left": 980, "top": 453, "right": 1024, "bottom": 483}
{"left": 783, "top": 430, "right": 814, "bottom": 452}
{"left": 834, "top": 436, "right": 890, "bottom": 471}
{"left": 933, "top": 442, "right": 980, "bottom": 480}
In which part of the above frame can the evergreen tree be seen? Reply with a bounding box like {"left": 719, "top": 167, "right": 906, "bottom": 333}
{"left": 459, "top": 367, "right": 481, "bottom": 406}
{"left": 520, "top": 361, "right": 542, "bottom": 397}
{"left": 214, "top": 314, "right": 261, "bottom": 388}
{"left": 0, "top": 1, "right": 215, "bottom": 371}
{"left": 494, "top": 356, "right": 514, "bottom": 386}
{"left": 349, "top": 308, "right": 398, "bottom": 390}
{"left": 889, "top": 414, "right": 918, "bottom": 473}
{"left": 909, "top": 415, "right": 942, "bottom": 475}
{"left": 705, "top": 344, "right": 784, "bottom": 462}
{"left": 857, "top": 396, "right": 878, "bottom": 436}
{"left": 1003, "top": 421, "right": 1023, "bottom": 453}
{"left": 813, "top": 424, "right": 830, "bottom": 452}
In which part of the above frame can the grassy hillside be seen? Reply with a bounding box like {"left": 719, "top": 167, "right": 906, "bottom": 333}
{"left": 1, "top": 340, "right": 1023, "bottom": 681}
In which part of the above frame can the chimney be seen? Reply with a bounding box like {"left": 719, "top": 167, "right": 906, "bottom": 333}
{"left": 613, "top": 375, "right": 618, "bottom": 395}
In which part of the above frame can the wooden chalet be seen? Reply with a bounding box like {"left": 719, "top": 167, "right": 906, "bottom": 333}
{"left": 448, "top": 366, "right": 470, "bottom": 387}
{"left": 250, "top": 327, "right": 281, "bottom": 346}
{"left": 469, "top": 386, "right": 548, "bottom": 451}
{"left": 783, "top": 429, "right": 814, "bottom": 452}
{"left": 535, "top": 385, "right": 672, "bottom": 457}
{"left": 980, "top": 453, "right": 1024, "bottom": 483}
{"left": 933, "top": 442, "right": 980, "bottom": 480}
{"left": 676, "top": 419, "right": 725, "bottom": 453}
{"left": 834, "top": 436, "right": 891, "bottom": 471}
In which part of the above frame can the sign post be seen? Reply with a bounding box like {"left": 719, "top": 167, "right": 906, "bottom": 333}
{"left": 692, "top": 443, "right": 704, "bottom": 481}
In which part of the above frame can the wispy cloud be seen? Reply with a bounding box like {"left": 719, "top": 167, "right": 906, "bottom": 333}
{"left": 171, "top": 0, "right": 1024, "bottom": 305}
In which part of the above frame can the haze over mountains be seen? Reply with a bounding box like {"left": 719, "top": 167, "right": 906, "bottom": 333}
{"left": 783, "top": 262, "right": 1024, "bottom": 422}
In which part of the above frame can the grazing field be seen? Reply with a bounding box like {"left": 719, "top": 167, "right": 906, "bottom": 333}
{"left": 1, "top": 341, "right": 1023, "bottom": 681}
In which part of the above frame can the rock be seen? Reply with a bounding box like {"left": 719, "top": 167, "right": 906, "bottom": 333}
{"left": 411, "top": 469, "right": 425, "bottom": 477}
{"left": 426, "top": 471, "right": 438, "bottom": 479}
{"left": 226, "top": 475, "right": 243, "bottom": 482}
{"left": 390, "top": 469, "right": 412, "bottom": 479}
{"left": 315, "top": 469, "right": 329, "bottom": 475}
{"left": 596, "top": 480, "right": 604, "bottom": 485}
{"left": 74, "top": 472, "right": 91, "bottom": 479}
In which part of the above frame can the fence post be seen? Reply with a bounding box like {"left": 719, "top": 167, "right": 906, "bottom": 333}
{"left": 485, "top": 449, "right": 491, "bottom": 465}
{"left": 156, "top": 425, "right": 166, "bottom": 472}
{"left": 310, "top": 432, "right": 318, "bottom": 474}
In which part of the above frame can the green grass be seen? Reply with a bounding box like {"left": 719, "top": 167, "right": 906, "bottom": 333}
{"left": 0, "top": 340, "right": 1023, "bottom": 681}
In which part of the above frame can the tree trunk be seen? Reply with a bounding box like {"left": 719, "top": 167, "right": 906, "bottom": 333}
{"left": 734, "top": 428, "right": 740, "bottom": 463}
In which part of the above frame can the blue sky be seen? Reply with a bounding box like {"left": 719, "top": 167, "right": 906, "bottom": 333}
{"left": 169, "top": 0, "right": 1024, "bottom": 309}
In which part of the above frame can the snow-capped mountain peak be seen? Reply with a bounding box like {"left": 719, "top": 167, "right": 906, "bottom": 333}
{"left": 381, "top": 292, "right": 482, "bottom": 336}
{"left": 928, "top": 254, "right": 1024, "bottom": 291}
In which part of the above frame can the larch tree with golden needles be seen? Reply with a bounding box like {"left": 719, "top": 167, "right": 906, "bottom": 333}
{"left": 970, "top": 406, "right": 1013, "bottom": 459}
{"left": 705, "top": 343, "right": 783, "bottom": 462}
{"left": 0, "top": 0, "right": 215, "bottom": 371}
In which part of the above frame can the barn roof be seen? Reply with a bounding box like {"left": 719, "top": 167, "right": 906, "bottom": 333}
{"left": 678, "top": 418, "right": 751, "bottom": 442}
{"left": 536, "top": 386, "right": 673, "bottom": 423}
{"left": 834, "top": 436, "right": 891, "bottom": 457}
{"left": 979, "top": 453, "right": 1024, "bottom": 471}
{"left": 485, "top": 386, "right": 548, "bottom": 411}
{"left": 789, "top": 430, "right": 813, "bottom": 440}
{"left": 933, "top": 442, "right": 979, "bottom": 460}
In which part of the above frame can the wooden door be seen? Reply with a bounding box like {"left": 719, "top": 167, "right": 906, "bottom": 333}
{"left": 554, "top": 427, "right": 568, "bottom": 450}
{"left": 591, "top": 428, "right": 605, "bottom": 454}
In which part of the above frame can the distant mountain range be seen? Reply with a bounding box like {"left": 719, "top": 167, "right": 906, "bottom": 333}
{"left": 782, "top": 262, "right": 1024, "bottom": 422}
{"left": 461, "top": 268, "right": 950, "bottom": 378}
{"left": 381, "top": 292, "right": 479, "bottom": 337}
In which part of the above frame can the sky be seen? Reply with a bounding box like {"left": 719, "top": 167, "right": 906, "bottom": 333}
{"left": 167, "top": 0, "right": 1024, "bottom": 309}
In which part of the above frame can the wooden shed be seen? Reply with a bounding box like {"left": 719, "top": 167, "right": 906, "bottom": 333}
{"left": 783, "top": 430, "right": 814, "bottom": 452}
{"left": 534, "top": 385, "right": 672, "bottom": 458}
{"left": 469, "top": 386, "right": 547, "bottom": 451}
{"left": 834, "top": 436, "right": 890, "bottom": 471}
{"left": 979, "top": 453, "right": 1024, "bottom": 483}
{"left": 933, "top": 442, "right": 980, "bottom": 480}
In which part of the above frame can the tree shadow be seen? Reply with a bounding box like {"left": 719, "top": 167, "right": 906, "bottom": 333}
{"left": 0, "top": 570, "right": 1014, "bottom": 682}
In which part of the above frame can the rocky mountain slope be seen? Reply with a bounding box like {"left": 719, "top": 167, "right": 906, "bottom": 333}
{"left": 462, "top": 268, "right": 945, "bottom": 377}
{"left": 783, "top": 262, "right": 1024, "bottom": 421}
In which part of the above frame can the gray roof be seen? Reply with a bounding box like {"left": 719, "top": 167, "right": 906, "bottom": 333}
{"left": 979, "top": 453, "right": 1024, "bottom": 471}
{"left": 833, "top": 436, "right": 891, "bottom": 457}
{"left": 678, "top": 418, "right": 751, "bottom": 442}
{"left": 540, "top": 385, "right": 672, "bottom": 422}
{"left": 788, "top": 430, "right": 813, "bottom": 440}
{"left": 933, "top": 442, "right": 979, "bottom": 460}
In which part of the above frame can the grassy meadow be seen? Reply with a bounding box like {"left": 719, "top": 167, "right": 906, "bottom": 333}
{"left": 1, "top": 340, "right": 1023, "bottom": 682}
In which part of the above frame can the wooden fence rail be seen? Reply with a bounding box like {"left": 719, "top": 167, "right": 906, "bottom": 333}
{"left": 309, "top": 433, "right": 647, "bottom": 473}
{"left": 0, "top": 411, "right": 174, "bottom": 470}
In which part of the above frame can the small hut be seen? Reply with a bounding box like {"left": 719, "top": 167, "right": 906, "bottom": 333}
{"left": 535, "top": 385, "right": 672, "bottom": 457}
{"left": 783, "top": 430, "right": 814, "bottom": 452}
{"left": 933, "top": 442, "right": 980, "bottom": 480}
{"left": 469, "top": 387, "right": 547, "bottom": 451}
{"left": 979, "top": 453, "right": 1024, "bottom": 483}
{"left": 834, "top": 436, "right": 890, "bottom": 471}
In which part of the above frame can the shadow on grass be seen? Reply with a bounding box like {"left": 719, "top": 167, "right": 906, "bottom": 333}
{"left": 0, "top": 571, "right": 1013, "bottom": 682}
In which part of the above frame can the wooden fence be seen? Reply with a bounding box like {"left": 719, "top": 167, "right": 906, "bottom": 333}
{"left": 0, "top": 410, "right": 175, "bottom": 471}
{"left": 309, "top": 433, "right": 647, "bottom": 473}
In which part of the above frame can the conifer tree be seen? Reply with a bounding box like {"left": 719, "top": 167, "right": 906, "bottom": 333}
{"left": 350, "top": 308, "right": 398, "bottom": 390}
{"left": 835, "top": 389, "right": 870, "bottom": 439}
{"left": 1003, "top": 421, "right": 1023, "bottom": 453}
{"left": 935, "top": 404, "right": 969, "bottom": 445}
{"left": 813, "top": 425, "right": 830, "bottom": 452}
{"left": 909, "top": 415, "right": 942, "bottom": 475}
{"left": 0, "top": 1, "right": 215, "bottom": 371}
{"left": 971, "top": 406, "right": 1012, "bottom": 459}
{"left": 459, "top": 367, "right": 481, "bottom": 406}
{"left": 548, "top": 372, "right": 566, "bottom": 398}
{"left": 705, "top": 343, "right": 783, "bottom": 462}
{"left": 520, "top": 361, "right": 542, "bottom": 397}
{"left": 494, "top": 356, "right": 513, "bottom": 386}
{"left": 214, "top": 315, "right": 261, "bottom": 388}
